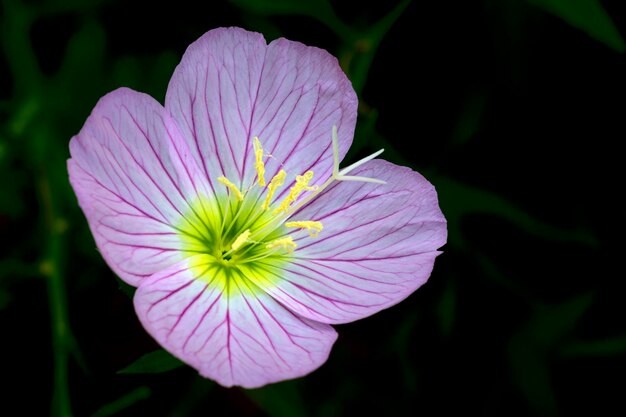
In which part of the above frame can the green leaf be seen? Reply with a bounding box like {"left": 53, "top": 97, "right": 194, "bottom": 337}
{"left": 431, "top": 175, "right": 598, "bottom": 250}
{"left": 118, "top": 349, "right": 184, "bottom": 374}
{"left": 230, "top": 0, "right": 333, "bottom": 17}
{"left": 245, "top": 380, "right": 310, "bottom": 417}
{"left": 450, "top": 89, "right": 487, "bottom": 147}
{"left": 530, "top": 293, "right": 594, "bottom": 347}
{"left": 53, "top": 20, "right": 106, "bottom": 109}
{"left": 529, "top": 0, "right": 625, "bottom": 52}
{"left": 508, "top": 293, "right": 594, "bottom": 415}
{"left": 90, "top": 387, "right": 151, "bottom": 417}
{"left": 560, "top": 335, "right": 626, "bottom": 357}
{"left": 508, "top": 334, "right": 559, "bottom": 417}
{"left": 344, "top": 0, "right": 411, "bottom": 95}
{"left": 229, "top": 0, "right": 352, "bottom": 40}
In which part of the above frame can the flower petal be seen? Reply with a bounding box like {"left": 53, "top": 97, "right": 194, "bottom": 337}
{"left": 68, "top": 88, "right": 211, "bottom": 286}
{"left": 252, "top": 159, "right": 447, "bottom": 324}
{"left": 165, "top": 27, "right": 357, "bottom": 195}
{"left": 134, "top": 258, "right": 338, "bottom": 388}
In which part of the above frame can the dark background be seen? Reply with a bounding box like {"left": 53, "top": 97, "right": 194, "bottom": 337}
{"left": 1, "top": 0, "right": 625, "bottom": 416}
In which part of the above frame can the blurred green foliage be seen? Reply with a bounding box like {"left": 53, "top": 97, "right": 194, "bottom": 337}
{"left": 117, "top": 349, "right": 184, "bottom": 374}
{"left": 1, "top": 0, "right": 625, "bottom": 416}
{"left": 529, "top": 0, "right": 625, "bottom": 52}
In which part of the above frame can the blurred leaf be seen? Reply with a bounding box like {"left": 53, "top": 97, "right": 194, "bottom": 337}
{"left": 112, "top": 55, "right": 143, "bottom": 91}
{"left": 368, "top": 138, "right": 597, "bottom": 253}
{"left": 118, "top": 349, "right": 184, "bottom": 374}
{"left": 111, "top": 51, "right": 178, "bottom": 103}
{"left": 8, "top": 96, "right": 41, "bottom": 136}
{"left": 90, "top": 386, "right": 151, "bottom": 417}
{"left": 529, "top": 0, "right": 625, "bottom": 52}
{"left": 148, "top": 51, "right": 179, "bottom": 102}
{"left": 529, "top": 293, "right": 594, "bottom": 348}
{"left": 450, "top": 89, "right": 487, "bottom": 147}
{"left": 245, "top": 380, "right": 310, "bottom": 417}
{"left": 508, "top": 293, "right": 593, "bottom": 415}
{"left": 53, "top": 20, "right": 106, "bottom": 113}
{"left": 229, "top": 0, "right": 351, "bottom": 40}
{"left": 0, "top": 166, "right": 27, "bottom": 220}
{"left": 230, "top": 0, "right": 333, "bottom": 18}
{"left": 343, "top": 0, "right": 411, "bottom": 95}
{"left": 508, "top": 334, "right": 558, "bottom": 417}
{"left": 560, "top": 335, "right": 626, "bottom": 357}
{"left": 0, "top": 258, "right": 40, "bottom": 281}
{"left": 431, "top": 175, "right": 598, "bottom": 250}
{"left": 1, "top": 0, "right": 42, "bottom": 95}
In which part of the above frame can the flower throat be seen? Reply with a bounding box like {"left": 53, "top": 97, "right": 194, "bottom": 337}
{"left": 176, "top": 126, "right": 385, "bottom": 270}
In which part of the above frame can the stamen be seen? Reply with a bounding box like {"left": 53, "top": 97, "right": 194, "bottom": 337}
{"left": 265, "top": 236, "right": 297, "bottom": 253}
{"left": 217, "top": 176, "right": 244, "bottom": 201}
{"left": 253, "top": 137, "right": 266, "bottom": 186}
{"left": 231, "top": 229, "right": 251, "bottom": 251}
{"left": 262, "top": 169, "right": 287, "bottom": 210}
{"left": 285, "top": 220, "right": 323, "bottom": 237}
{"left": 273, "top": 171, "right": 317, "bottom": 214}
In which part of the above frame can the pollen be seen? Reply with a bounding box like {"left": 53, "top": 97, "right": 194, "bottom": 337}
{"left": 262, "top": 169, "right": 287, "bottom": 210}
{"left": 217, "top": 176, "right": 244, "bottom": 201}
{"left": 285, "top": 220, "right": 323, "bottom": 237}
{"left": 253, "top": 137, "right": 266, "bottom": 186}
{"left": 231, "top": 229, "right": 251, "bottom": 251}
{"left": 273, "top": 171, "right": 317, "bottom": 214}
{"left": 266, "top": 236, "right": 297, "bottom": 253}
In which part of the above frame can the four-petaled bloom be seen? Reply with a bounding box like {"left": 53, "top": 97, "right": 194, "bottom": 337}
{"left": 68, "top": 27, "right": 447, "bottom": 388}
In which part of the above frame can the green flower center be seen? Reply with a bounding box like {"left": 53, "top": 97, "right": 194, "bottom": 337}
{"left": 173, "top": 127, "right": 386, "bottom": 294}
{"left": 177, "top": 191, "right": 290, "bottom": 268}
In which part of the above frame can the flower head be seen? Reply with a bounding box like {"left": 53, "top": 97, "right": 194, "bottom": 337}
{"left": 68, "top": 27, "right": 447, "bottom": 388}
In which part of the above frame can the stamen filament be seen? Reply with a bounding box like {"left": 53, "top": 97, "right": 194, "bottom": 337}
{"left": 262, "top": 169, "right": 286, "bottom": 210}
{"left": 253, "top": 137, "right": 266, "bottom": 186}
{"left": 265, "top": 236, "right": 297, "bottom": 253}
{"left": 285, "top": 220, "right": 323, "bottom": 237}
{"left": 217, "top": 176, "right": 244, "bottom": 201}
{"left": 272, "top": 171, "right": 317, "bottom": 214}
{"left": 231, "top": 229, "right": 251, "bottom": 251}
{"left": 243, "top": 125, "right": 388, "bottom": 246}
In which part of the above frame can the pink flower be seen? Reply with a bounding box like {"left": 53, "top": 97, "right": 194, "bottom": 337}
{"left": 68, "top": 27, "right": 447, "bottom": 388}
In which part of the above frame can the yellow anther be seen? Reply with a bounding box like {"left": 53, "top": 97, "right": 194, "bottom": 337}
{"left": 285, "top": 221, "right": 323, "bottom": 237}
{"left": 273, "top": 170, "right": 317, "bottom": 214}
{"left": 262, "top": 169, "right": 287, "bottom": 210}
{"left": 265, "top": 236, "right": 297, "bottom": 253}
{"left": 231, "top": 229, "right": 251, "bottom": 251}
{"left": 253, "top": 137, "right": 266, "bottom": 186}
{"left": 217, "top": 176, "right": 244, "bottom": 201}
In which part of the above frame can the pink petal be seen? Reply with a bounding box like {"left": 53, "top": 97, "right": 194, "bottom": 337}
{"left": 134, "top": 258, "right": 338, "bottom": 388}
{"left": 68, "top": 88, "right": 211, "bottom": 286}
{"left": 165, "top": 27, "right": 357, "bottom": 194}
{"left": 256, "top": 159, "right": 447, "bottom": 324}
